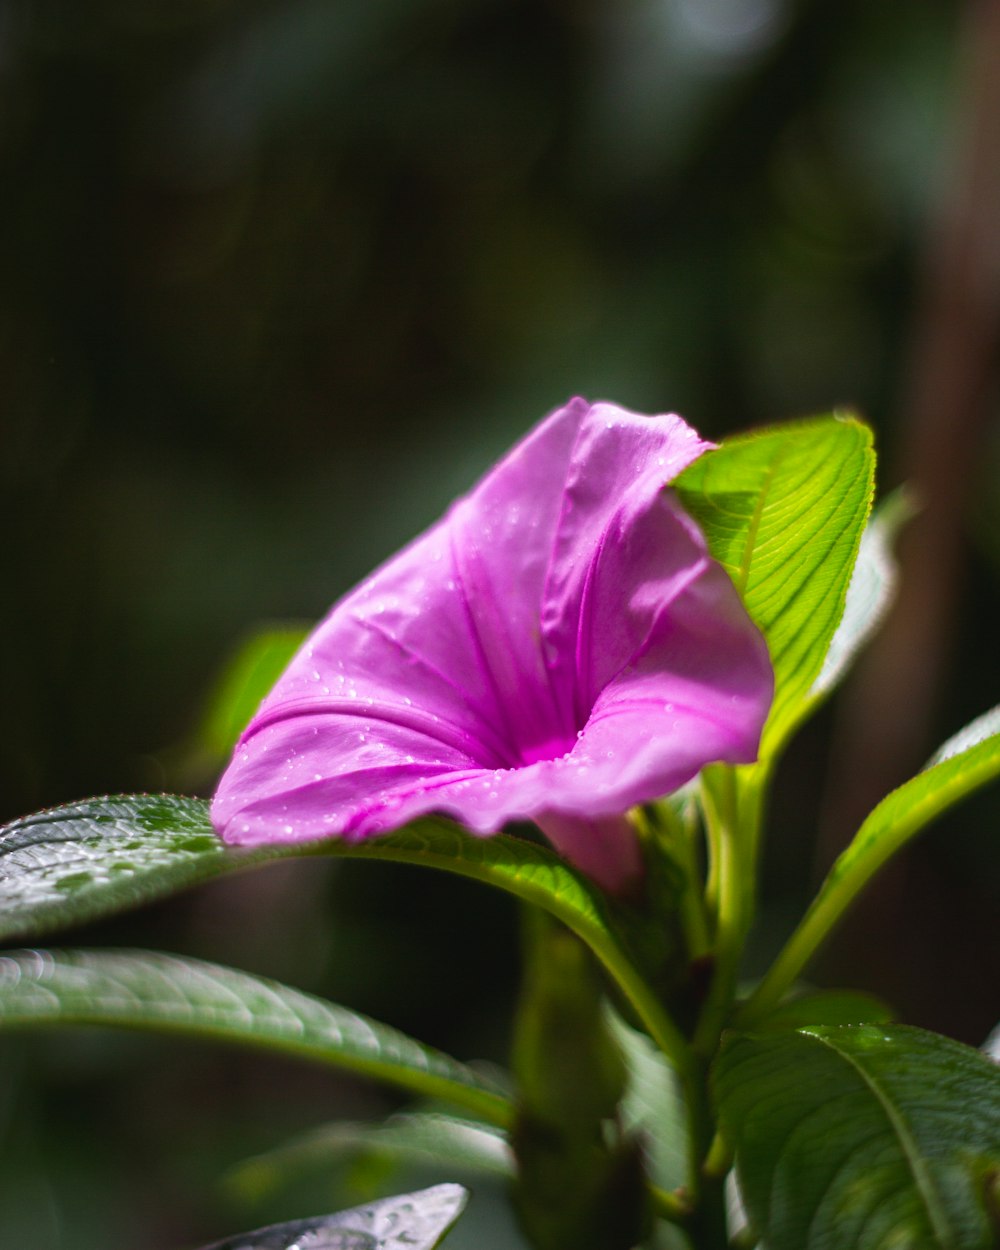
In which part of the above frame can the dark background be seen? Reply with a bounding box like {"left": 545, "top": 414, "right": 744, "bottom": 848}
{"left": 2, "top": 1, "right": 999, "bottom": 1247}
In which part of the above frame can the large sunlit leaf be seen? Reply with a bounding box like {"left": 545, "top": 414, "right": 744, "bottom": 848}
{"left": 714, "top": 1024, "right": 1000, "bottom": 1250}
{"left": 809, "top": 491, "right": 906, "bottom": 702}
{"left": 197, "top": 1183, "right": 468, "bottom": 1250}
{"left": 676, "top": 414, "right": 874, "bottom": 764}
{"left": 0, "top": 949, "right": 512, "bottom": 1126}
{"left": 741, "top": 704, "right": 1000, "bottom": 1023}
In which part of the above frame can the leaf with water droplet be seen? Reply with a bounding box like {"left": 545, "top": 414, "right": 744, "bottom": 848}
{"left": 0, "top": 795, "right": 262, "bottom": 943}
{"left": 195, "top": 1183, "right": 468, "bottom": 1250}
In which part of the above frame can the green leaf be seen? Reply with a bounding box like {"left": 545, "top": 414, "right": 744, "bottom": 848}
{"left": 0, "top": 948, "right": 512, "bottom": 1127}
{"left": 0, "top": 795, "right": 272, "bottom": 944}
{"left": 229, "top": 1112, "right": 513, "bottom": 1201}
{"left": 196, "top": 1183, "right": 468, "bottom": 1250}
{"left": 287, "top": 822, "right": 694, "bottom": 1083}
{"left": 714, "top": 1024, "right": 1000, "bottom": 1250}
{"left": 0, "top": 797, "right": 690, "bottom": 1082}
{"left": 0, "top": 795, "right": 691, "bottom": 1097}
{"left": 741, "top": 704, "right": 1000, "bottom": 1023}
{"left": 809, "top": 491, "right": 906, "bottom": 702}
{"left": 676, "top": 414, "right": 875, "bottom": 765}
{"left": 606, "top": 1007, "right": 687, "bottom": 1194}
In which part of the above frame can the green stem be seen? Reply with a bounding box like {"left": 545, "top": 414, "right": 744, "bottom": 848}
{"left": 735, "top": 862, "right": 863, "bottom": 1027}
{"left": 648, "top": 1184, "right": 694, "bottom": 1225}
{"left": 739, "top": 730, "right": 1000, "bottom": 1026}
{"left": 692, "top": 769, "right": 744, "bottom": 1059}
{"left": 643, "top": 800, "right": 712, "bottom": 960}
{"left": 737, "top": 797, "right": 925, "bottom": 1027}
{"left": 682, "top": 1167, "right": 731, "bottom": 1250}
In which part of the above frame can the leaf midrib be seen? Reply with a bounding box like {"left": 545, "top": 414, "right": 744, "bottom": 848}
{"left": 733, "top": 449, "right": 784, "bottom": 596}
{"left": 801, "top": 1029, "right": 954, "bottom": 1247}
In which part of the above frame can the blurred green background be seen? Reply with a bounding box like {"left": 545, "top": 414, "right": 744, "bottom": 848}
{"left": 2, "top": 1, "right": 1000, "bottom": 1246}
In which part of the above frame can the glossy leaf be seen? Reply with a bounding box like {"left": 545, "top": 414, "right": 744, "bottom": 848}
{"left": 0, "top": 798, "right": 612, "bottom": 949}
{"left": 197, "top": 1183, "right": 468, "bottom": 1250}
{"left": 0, "top": 796, "right": 688, "bottom": 1076}
{"left": 676, "top": 414, "right": 874, "bottom": 764}
{"left": 0, "top": 949, "right": 512, "bottom": 1126}
{"left": 715, "top": 1024, "right": 1000, "bottom": 1250}
{"left": 0, "top": 795, "right": 271, "bottom": 944}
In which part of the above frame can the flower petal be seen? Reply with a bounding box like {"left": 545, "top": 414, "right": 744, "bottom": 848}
{"left": 212, "top": 398, "right": 772, "bottom": 893}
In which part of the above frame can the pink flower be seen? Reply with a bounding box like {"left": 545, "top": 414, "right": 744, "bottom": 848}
{"left": 212, "top": 399, "right": 772, "bottom": 895}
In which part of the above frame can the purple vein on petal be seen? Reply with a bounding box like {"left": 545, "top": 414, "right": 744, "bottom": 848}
{"left": 446, "top": 518, "right": 522, "bottom": 767}
{"left": 346, "top": 611, "right": 514, "bottom": 765}
{"left": 238, "top": 696, "right": 492, "bottom": 764}
{"left": 538, "top": 408, "right": 590, "bottom": 737}
{"left": 571, "top": 522, "right": 609, "bottom": 732}
{"left": 588, "top": 552, "right": 711, "bottom": 701}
